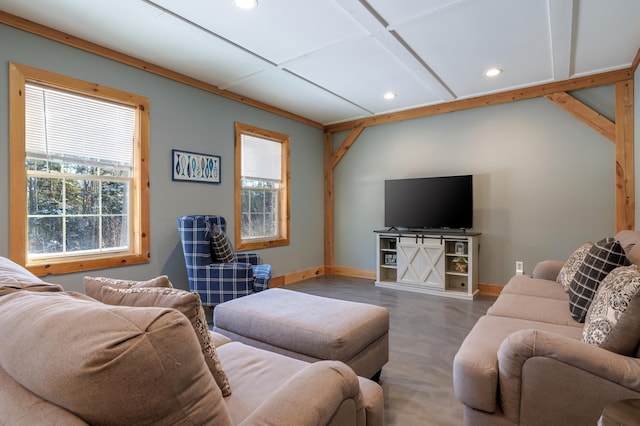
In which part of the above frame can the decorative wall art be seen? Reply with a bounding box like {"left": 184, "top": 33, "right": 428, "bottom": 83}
{"left": 172, "top": 149, "right": 221, "bottom": 184}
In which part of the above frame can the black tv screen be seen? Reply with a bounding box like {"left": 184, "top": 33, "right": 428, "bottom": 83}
{"left": 384, "top": 175, "right": 473, "bottom": 230}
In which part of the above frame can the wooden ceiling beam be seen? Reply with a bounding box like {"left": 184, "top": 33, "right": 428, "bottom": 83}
{"left": 325, "top": 68, "right": 633, "bottom": 134}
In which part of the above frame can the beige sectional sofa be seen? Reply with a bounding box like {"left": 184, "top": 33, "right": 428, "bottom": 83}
{"left": 454, "top": 230, "right": 640, "bottom": 425}
{"left": 0, "top": 257, "right": 383, "bottom": 425}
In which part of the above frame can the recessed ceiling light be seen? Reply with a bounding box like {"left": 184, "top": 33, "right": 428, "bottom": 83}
{"left": 383, "top": 92, "right": 397, "bottom": 100}
{"left": 485, "top": 68, "right": 503, "bottom": 77}
{"left": 235, "top": 0, "right": 258, "bottom": 10}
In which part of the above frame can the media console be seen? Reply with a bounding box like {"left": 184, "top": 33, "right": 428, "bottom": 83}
{"left": 374, "top": 230, "right": 480, "bottom": 300}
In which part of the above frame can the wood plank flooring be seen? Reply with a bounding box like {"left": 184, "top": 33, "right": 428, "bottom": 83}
{"left": 284, "top": 275, "right": 497, "bottom": 426}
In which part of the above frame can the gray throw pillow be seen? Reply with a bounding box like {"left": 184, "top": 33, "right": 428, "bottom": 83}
{"left": 99, "top": 286, "right": 231, "bottom": 396}
{"left": 569, "top": 237, "right": 629, "bottom": 323}
{"left": 582, "top": 265, "right": 640, "bottom": 355}
{"left": 84, "top": 275, "right": 173, "bottom": 301}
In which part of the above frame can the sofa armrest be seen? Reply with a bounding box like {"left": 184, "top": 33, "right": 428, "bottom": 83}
{"left": 189, "top": 263, "right": 256, "bottom": 305}
{"left": 238, "top": 360, "right": 366, "bottom": 426}
{"left": 234, "top": 252, "right": 260, "bottom": 265}
{"left": 498, "top": 329, "right": 640, "bottom": 424}
{"left": 205, "top": 262, "right": 254, "bottom": 281}
{"left": 531, "top": 260, "right": 564, "bottom": 280}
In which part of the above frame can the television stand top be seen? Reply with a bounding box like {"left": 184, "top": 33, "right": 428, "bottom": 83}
{"left": 374, "top": 229, "right": 481, "bottom": 237}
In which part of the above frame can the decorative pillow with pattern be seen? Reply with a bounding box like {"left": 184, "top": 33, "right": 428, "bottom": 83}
{"left": 569, "top": 238, "right": 629, "bottom": 323}
{"left": 210, "top": 225, "right": 235, "bottom": 263}
{"left": 99, "top": 286, "right": 231, "bottom": 396}
{"left": 557, "top": 242, "right": 593, "bottom": 292}
{"left": 582, "top": 265, "right": 640, "bottom": 355}
{"left": 84, "top": 275, "right": 173, "bottom": 301}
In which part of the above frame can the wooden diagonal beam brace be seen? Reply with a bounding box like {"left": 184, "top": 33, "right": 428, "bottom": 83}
{"left": 545, "top": 92, "right": 615, "bottom": 142}
{"left": 331, "top": 127, "right": 365, "bottom": 169}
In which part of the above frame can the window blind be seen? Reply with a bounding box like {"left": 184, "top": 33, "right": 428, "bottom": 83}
{"left": 25, "top": 83, "right": 135, "bottom": 167}
{"left": 241, "top": 134, "right": 281, "bottom": 181}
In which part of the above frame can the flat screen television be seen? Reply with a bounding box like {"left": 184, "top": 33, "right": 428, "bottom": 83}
{"left": 384, "top": 175, "right": 473, "bottom": 230}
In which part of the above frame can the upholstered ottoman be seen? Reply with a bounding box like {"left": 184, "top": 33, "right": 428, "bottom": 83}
{"left": 213, "top": 288, "right": 389, "bottom": 380}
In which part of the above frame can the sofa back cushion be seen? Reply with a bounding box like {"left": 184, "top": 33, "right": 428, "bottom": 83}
{"left": 84, "top": 275, "right": 172, "bottom": 300}
{"left": 582, "top": 265, "right": 640, "bottom": 355}
{"left": 615, "top": 230, "right": 640, "bottom": 267}
{"left": 99, "top": 285, "right": 232, "bottom": 396}
{"left": 569, "top": 238, "right": 629, "bottom": 322}
{"left": 0, "top": 290, "right": 232, "bottom": 425}
{"left": 0, "top": 256, "right": 63, "bottom": 293}
{"left": 614, "top": 230, "right": 640, "bottom": 253}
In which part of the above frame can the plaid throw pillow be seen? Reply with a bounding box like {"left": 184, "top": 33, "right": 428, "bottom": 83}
{"left": 210, "top": 225, "right": 235, "bottom": 263}
{"left": 569, "top": 237, "right": 629, "bottom": 323}
{"left": 557, "top": 242, "right": 593, "bottom": 292}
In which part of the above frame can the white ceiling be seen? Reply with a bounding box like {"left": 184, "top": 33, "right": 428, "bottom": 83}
{"left": 1, "top": 0, "right": 639, "bottom": 126}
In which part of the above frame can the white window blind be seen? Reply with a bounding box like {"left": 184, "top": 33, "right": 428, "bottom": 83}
{"left": 241, "top": 135, "right": 281, "bottom": 181}
{"left": 25, "top": 83, "right": 135, "bottom": 167}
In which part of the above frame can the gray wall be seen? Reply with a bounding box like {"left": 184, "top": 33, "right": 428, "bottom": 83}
{"left": 0, "top": 24, "right": 325, "bottom": 293}
{"left": 333, "top": 97, "right": 617, "bottom": 286}
{"left": 1, "top": 23, "right": 635, "bottom": 291}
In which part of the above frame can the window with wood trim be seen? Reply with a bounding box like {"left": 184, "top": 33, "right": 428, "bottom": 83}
{"left": 234, "top": 122, "right": 290, "bottom": 250}
{"left": 9, "top": 63, "right": 150, "bottom": 276}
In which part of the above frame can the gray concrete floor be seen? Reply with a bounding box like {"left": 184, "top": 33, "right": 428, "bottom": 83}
{"left": 285, "top": 275, "right": 496, "bottom": 426}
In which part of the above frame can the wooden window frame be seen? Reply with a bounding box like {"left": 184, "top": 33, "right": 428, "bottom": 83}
{"left": 234, "top": 122, "right": 290, "bottom": 251}
{"left": 9, "top": 62, "right": 150, "bottom": 276}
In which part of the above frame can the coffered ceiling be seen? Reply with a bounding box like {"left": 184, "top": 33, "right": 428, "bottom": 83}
{"left": 1, "top": 0, "right": 639, "bottom": 126}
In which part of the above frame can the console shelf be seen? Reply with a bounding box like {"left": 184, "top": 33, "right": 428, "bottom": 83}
{"left": 374, "top": 230, "right": 480, "bottom": 300}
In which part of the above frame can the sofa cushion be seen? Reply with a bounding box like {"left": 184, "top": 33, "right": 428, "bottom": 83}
{"left": 0, "top": 256, "right": 46, "bottom": 285}
{"left": 217, "top": 342, "right": 371, "bottom": 425}
{"left": 614, "top": 230, "right": 640, "bottom": 253}
{"left": 557, "top": 242, "right": 593, "bottom": 292}
{"left": 0, "top": 366, "right": 88, "bottom": 425}
{"left": 217, "top": 341, "right": 308, "bottom": 423}
{"left": 500, "top": 275, "right": 568, "bottom": 300}
{"left": 0, "top": 282, "right": 63, "bottom": 297}
{"left": 569, "top": 238, "right": 629, "bottom": 323}
{"left": 84, "top": 275, "right": 172, "bottom": 300}
{"left": 628, "top": 243, "right": 640, "bottom": 267}
{"left": 582, "top": 265, "right": 640, "bottom": 355}
{"left": 210, "top": 225, "right": 235, "bottom": 263}
{"left": 0, "top": 290, "right": 232, "bottom": 425}
{"left": 0, "top": 256, "right": 63, "bottom": 293}
{"left": 487, "top": 293, "right": 581, "bottom": 327}
{"left": 99, "top": 286, "right": 231, "bottom": 396}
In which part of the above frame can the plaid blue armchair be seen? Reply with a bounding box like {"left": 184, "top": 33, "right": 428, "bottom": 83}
{"left": 177, "top": 215, "right": 272, "bottom": 306}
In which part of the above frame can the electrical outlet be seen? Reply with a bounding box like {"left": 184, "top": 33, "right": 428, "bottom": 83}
{"left": 515, "top": 261, "right": 524, "bottom": 275}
